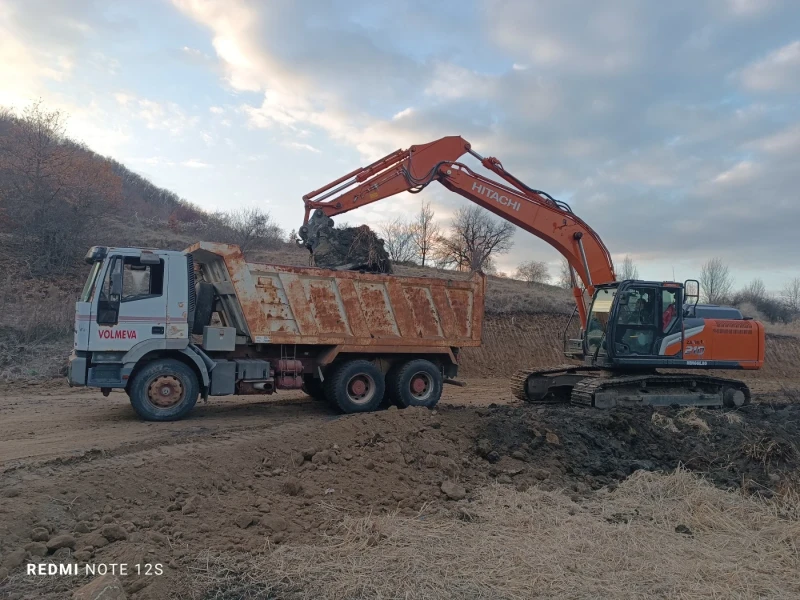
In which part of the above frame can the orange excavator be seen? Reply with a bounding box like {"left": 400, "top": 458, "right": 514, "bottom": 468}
{"left": 299, "top": 136, "right": 764, "bottom": 408}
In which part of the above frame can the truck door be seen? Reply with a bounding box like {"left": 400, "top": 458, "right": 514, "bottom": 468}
{"left": 74, "top": 261, "right": 102, "bottom": 352}
{"left": 90, "top": 255, "right": 168, "bottom": 351}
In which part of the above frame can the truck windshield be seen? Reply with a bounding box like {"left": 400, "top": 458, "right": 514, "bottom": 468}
{"left": 80, "top": 262, "right": 102, "bottom": 302}
{"left": 586, "top": 287, "right": 617, "bottom": 355}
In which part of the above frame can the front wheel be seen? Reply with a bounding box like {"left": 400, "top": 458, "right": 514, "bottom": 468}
{"left": 128, "top": 358, "right": 199, "bottom": 421}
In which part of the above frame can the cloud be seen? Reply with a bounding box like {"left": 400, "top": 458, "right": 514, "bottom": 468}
{"left": 747, "top": 123, "right": 800, "bottom": 154}
{"left": 114, "top": 92, "right": 199, "bottom": 135}
{"left": 737, "top": 40, "right": 800, "bottom": 92}
{"left": 0, "top": 4, "right": 75, "bottom": 106}
{"left": 181, "top": 159, "right": 210, "bottom": 168}
{"left": 285, "top": 142, "right": 320, "bottom": 153}
{"left": 170, "top": 0, "right": 800, "bottom": 279}
{"left": 726, "top": 0, "right": 777, "bottom": 17}
{"left": 4, "top": 0, "right": 800, "bottom": 284}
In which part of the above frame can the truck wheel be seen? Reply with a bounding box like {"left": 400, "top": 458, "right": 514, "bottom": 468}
{"left": 302, "top": 375, "right": 326, "bottom": 402}
{"left": 388, "top": 359, "right": 443, "bottom": 409}
{"left": 324, "top": 360, "right": 385, "bottom": 413}
{"left": 129, "top": 359, "right": 199, "bottom": 421}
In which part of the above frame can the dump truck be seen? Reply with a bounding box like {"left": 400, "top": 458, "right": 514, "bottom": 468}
{"left": 68, "top": 242, "right": 485, "bottom": 421}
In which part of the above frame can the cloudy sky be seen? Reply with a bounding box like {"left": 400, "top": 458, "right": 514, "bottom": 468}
{"left": 2, "top": 0, "right": 799, "bottom": 289}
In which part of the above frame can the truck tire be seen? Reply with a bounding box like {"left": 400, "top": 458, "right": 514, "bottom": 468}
{"left": 191, "top": 282, "right": 215, "bottom": 335}
{"left": 324, "top": 360, "right": 385, "bottom": 414}
{"left": 387, "top": 359, "right": 443, "bottom": 409}
{"left": 302, "top": 375, "right": 326, "bottom": 402}
{"left": 128, "top": 358, "right": 199, "bottom": 421}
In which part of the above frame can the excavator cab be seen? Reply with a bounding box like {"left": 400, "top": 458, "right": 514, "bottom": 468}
{"left": 583, "top": 280, "right": 684, "bottom": 367}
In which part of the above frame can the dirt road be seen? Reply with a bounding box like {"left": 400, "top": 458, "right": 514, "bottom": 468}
{"left": 0, "top": 380, "right": 510, "bottom": 468}
{"left": 0, "top": 379, "right": 798, "bottom": 599}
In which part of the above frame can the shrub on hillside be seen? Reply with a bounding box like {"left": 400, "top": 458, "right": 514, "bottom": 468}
{"left": 0, "top": 102, "right": 122, "bottom": 275}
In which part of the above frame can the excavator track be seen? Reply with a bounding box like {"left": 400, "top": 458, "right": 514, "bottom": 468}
{"left": 510, "top": 364, "right": 594, "bottom": 403}
{"left": 569, "top": 373, "right": 751, "bottom": 408}
{"left": 511, "top": 365, "right": 751, "bottom": 409}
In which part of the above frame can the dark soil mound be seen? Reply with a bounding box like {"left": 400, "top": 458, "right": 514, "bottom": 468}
{"left": 476, "top": 401, "right": 800, "bottom": 497}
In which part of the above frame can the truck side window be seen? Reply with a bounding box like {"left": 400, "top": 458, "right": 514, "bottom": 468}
{"left": 121, "top": 257, "right": 164, "bottom": 302}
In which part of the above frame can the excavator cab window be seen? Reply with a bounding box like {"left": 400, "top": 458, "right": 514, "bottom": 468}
{"left": 661, "top": 289, "right": 680, "bottom": 334}
{"left": 585, "top": 287, "right": 617, "bottom": 356}
{"left": 612, "top": 286, "right": 659, "bottom": 356}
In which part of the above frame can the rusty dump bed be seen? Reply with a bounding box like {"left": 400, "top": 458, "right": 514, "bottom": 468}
{"left": 187, "top": 242, "right": 485, "bottom": 350}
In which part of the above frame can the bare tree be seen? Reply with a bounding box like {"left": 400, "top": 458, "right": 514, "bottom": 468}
{"left": 434, "top": 205, "right": 514, "bottom": 272}
{"left": 557, "top": 258, "right": 573, "bottom": 289}
{"left": 617, "top": 255, "right": 639, "bottom": 280}
{"left": 0, "top": 100, "right": 122, "bottom": 274}
{"left": 740, "top": 278, "right": 767, "bottom": 303}
{"left": 410, "top": 200, "right": 440, "bottom": 267}
{"left": 218, "top": 207, "right": 284, "bottom": 253}
{"left": 782, "top": 277, "right": 800, "bottom": 313}
{"left": 378, "top": 216, "right": 416, "bottom": 263}
{"left": 700, "top": 257, "right": 734, "bottom": 304}
{"left": 515, "top": 260, "right": 549, "bottom": 285}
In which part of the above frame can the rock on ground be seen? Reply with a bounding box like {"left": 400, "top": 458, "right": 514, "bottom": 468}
{"left": 100, "top": 524, "right": 127, "bottom": 542}
{"left": 441, "top": 480, "right": 467, "bottom": 501}
{"left": 46, "top": 534, "right": 76, "bottom": 551}
{"left": 1, "top": 549, "right": 27, "bottom": 570}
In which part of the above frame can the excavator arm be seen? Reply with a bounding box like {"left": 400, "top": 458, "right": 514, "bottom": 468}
{"left": 300, "top": 135, "right": 616, "bottom": 328}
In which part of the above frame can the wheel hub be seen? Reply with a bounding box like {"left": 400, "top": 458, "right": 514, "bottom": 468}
{"left": 346, "top": 374, "right": 374, "bottom": 405}
{"left": 148, "top": 376, "right": 184, "bottom": 408}
{"left": 409, "top": 372, "right": 432, "bottom": 399}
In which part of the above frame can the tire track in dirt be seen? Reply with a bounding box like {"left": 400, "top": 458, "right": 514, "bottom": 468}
{"left": 0, "top": 389, "right": 335, "bottom": 470}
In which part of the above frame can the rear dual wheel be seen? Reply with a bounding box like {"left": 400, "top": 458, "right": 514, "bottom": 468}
{"left": 324, "top": 360, "right": 385, "bottom": 413}
{"left": 386, "top": 359, "right": 443, "bottom": 409}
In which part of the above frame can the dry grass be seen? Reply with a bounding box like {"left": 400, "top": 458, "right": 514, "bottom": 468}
{"left": 741, "top": 432, "right": 798, "bottom": 469}
{"left": 675, "top": 408, "right": 711, "bottom": 433}
{"left": 190, "top": 469, "right": 800, "bottom": 599}
{"left": 0, "top": 273, "right": 75, "bottom": 380}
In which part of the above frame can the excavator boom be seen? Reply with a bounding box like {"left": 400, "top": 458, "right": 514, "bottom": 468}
{"left": 301, "top": 136, "right": 615, "bottom": 327}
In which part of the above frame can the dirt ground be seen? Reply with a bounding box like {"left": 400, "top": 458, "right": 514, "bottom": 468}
{"left": 0, "top": 375, "right": 799, "bottom": 599}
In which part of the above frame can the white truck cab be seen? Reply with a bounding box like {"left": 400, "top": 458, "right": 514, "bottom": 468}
{"left": 68, "top": 246, "right": 213, "bottom": 420}
{"left": 74, "top": 246, "right": 191, "bottom": 353}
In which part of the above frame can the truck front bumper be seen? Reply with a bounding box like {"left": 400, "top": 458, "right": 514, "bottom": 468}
{"left": 67, "top": 352, "right": 88, "bottom": 386}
